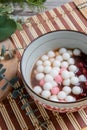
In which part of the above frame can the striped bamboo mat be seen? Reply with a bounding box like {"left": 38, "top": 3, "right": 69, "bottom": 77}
{"left": 0, "top": 2, "right": 87, "bottom": 130}
{"left": 73, "top": 0, "right": 87, "bottom": 19}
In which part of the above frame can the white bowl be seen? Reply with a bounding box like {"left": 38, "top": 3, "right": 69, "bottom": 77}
{"left": 21, "top": 30, "right": 87, "bottom": 112}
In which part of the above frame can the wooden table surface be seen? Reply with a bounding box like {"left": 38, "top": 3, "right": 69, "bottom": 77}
{"left": 44, "top": 0, "right": 72, "bottom": 10}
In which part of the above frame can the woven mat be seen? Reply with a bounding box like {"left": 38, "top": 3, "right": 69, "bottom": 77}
{"left": 73, "top": 0, "right": 87, "bottom": 19}
{"left": 0, "top": 2, "right": 87, "bottom": 130}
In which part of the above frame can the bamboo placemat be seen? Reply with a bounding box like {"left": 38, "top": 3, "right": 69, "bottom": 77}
{"left": 0, "top": 1, "right": 87, "bottom": 130}
{"left": 73, "top": 0, "right": 87, "bottom": 19}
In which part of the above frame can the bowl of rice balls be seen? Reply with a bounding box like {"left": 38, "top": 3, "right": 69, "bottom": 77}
{"left": 21, "top": 30, "right": 87, "bottom": 112}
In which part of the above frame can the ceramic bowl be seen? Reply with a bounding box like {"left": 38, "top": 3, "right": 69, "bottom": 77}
{"left": 21, "top": 30, "right": 87, "bottom": 112}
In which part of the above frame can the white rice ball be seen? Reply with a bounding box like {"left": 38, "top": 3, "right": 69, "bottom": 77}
{"left": 56, "top": 55, "right": 63, "bottom": 61}
{"left": 62, "top": 52, "right": 70, "bottom": 60}
{"left": 69, "top": 65, "right": 78, "bottom": 73}
{"left": 36, "top": 60, "right": 43, "bottom": 66}
{"left": 49, "top": 58, "right": 55, "bottom": 62}
{"left": 61, "top": 61, "right": 69, "bottom": 68}
{"left": 49, "top": 95, "right": 59, "bottom": 101}
{"left": 51, "top": 81, "right": 58, "bottom": 87}
{"left": 61, "top": 70, "right": 70, "bottom": 79}
{"left": 43, "top": 60, "right": 51, "bottom": 66}
{"left": 33, "top": 86, "right": 42, "bottom": 95}
{"left": 72, "top": 86, "right": 82, "bottom": 95}
{"left": 36, "top": 73, "right": 44, "bottom": 80}
{"left": 50, "top": 69, "right": 59, "bottom": 78}
{"left": 44, "top": 74, "right": 53, "bottom": 82}
{"left": 65, "top": 95, "right": 76, "bottom": 102}
{"left": 37, "top": 65, "right": 44, "bottom": 73}
{"left": 41, "top": 55, "right": 49, "bottom": 61}
{"left": 41, "top": 90, "right": 51, "bottom": 99}
{"left": 79, "top": 75, "right": 87, "bottom": 82}
{"left": 52, "top": 67, "right": 60, "bottom": 73}
{"left": 68, "top": 58, "right": 75, "bottom": 65}
{"left": 59, "top": 48, "right": 67, "bottom": 54}
{"left": 44, "top": 66, "right": 52, "bottom": 74}
{"left": 67, "top": 50, "right": 73, "bottom": 56}
{"left": 48, "top": 51, "right": 55, "bottom": 58}
{"left": 73, "top": 49, "right": 81, "bottom": 56}
{"left": 69, "top": 71, "right": 75, "bottom": 78}
{"left": 70, "top": 76, "right": 79, "bottom": 85}
{"left": 53, "top": 60, "right": 61, "bottom": 67}
{"left": 43, "top": 82, "right": 53, "bottom": 90}
{"left": 58, "top": 91, "right": 67, "bottom": 100}
{"left": 62, "top": 86, "right": 71, "bottom": 95}
{"left": 63, "top": 79, "right": 70, "bottom": 86}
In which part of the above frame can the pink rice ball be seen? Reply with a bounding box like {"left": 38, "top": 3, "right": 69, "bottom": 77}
{"left": 54, "top": 75, "right": 63, "bottom": 83}
{"left": 51, "top": 86, "right": 60, "bottom": 95}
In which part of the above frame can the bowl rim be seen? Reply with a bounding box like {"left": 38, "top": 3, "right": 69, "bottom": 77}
{"left": 20, "top": 29, "right": 87, "bottom": 105}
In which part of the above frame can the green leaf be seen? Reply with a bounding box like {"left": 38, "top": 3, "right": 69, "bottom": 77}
{"left": 0, "top": 74, "right": 3, "bottom": 81}
{"left": 16, "top": 22, "right": 23, "bottom": 30}
{"left": 0, "top": 4, "right": 13, "bottom": 14}
{"left": 26, "top": 109, "right": 38, "bottom": 115}
{"left": 0, "top": 68, "right": 6, "bottom": 75}
{"left": 1, "top": 45, "right": 6, "bottom": 56}
{"left": 0, "top": 0, "right": 25, "bottom": 3}
{"left": 20, "top": 94, "right": 29, "bottom": 100}
{"left": 0, "top": 64, "right": 6, "bottom": 81}
{"left": 21, "top": 102, "right": 30, "bottom": 110}
{"left": 12, "top": 89, "right": 20, "bottom": 98}
{"left": 1, "top": 82, "right": 8, "bottom": 90}
{"left": 0, "top": 64, "right": 3, "bottom": 69}
{"left": 9, "top": 76, "right": 18, "bottom": 86}
{"left": 0, "top": 16, "right": 17, "bottom": 41}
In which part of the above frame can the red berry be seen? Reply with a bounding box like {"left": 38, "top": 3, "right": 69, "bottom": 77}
{"left": 82, "top": 68, "right": 87, "bottom": 74}
{"left": 76, "top": 70, "right": 82, "bottom": 76}
{"left": 78, "top": 62, "right": 83, "bottom": 68}
{"left": 80, "top": 93, "right": 86, "bottom": 98}
{"left": 85, "top": 82, "right": 87, "bottom": 86}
